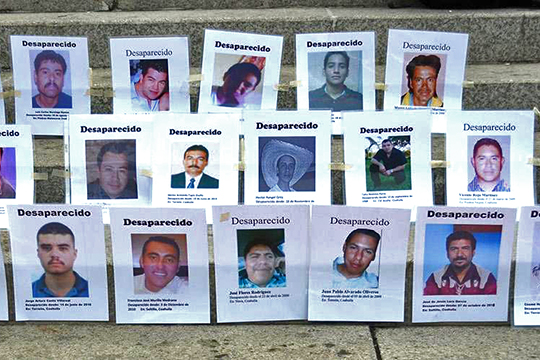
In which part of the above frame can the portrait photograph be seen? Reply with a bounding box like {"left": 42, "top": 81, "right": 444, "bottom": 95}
{"left": 170, "top": 141, "right": 220, "bottom": 190}
{"left": 258, "top": 136, "right": 316, "bottom": 192}
{"left": 237, "top": 228, "right": 286, "bottom": 289}
{"left": 422, "top": 223, "right": 501, "bottom": 296}
{"left": 85, "top": 139, "right": 138, "bottom": 200}
{"left": 211, "top": 53, "right": 265, "bottom": 110}
{"left": 530, "top": 222, "right": 540, "bottom": 295}
{"left": 0, "top": 147, "right": 16, "bottom": 199}
{"left": 364, "top": 136, "right": 411, "bottom": 192}
{"left": 331, "top": 228, "right": 382, "bottom": 289}
{"left": 29, "top": 49, "right": 72, "bottom": 109}
{"left": 467, "top": 135, "right": 510, "bottom": 193}
{"left": 129, "top": 58, "right": 170, "bottom": 112}
{"left": 400, "top": 52, "right": 447, "bottom": 108}
{"left": 307, "top": 50, "right": 363, "bottom": 112}
{"left": 131, "top": 233, "right": 188, "bottom": 295}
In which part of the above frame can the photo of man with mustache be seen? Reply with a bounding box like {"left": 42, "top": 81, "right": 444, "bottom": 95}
{"left": 424, "top": 230, "right": 497, "bottom": 296}
{"left": 171, "top": 144, "right": 219, "bottom": 189}
{"left": 32, "top": 50, "right": 72, "bottom": 109}
{"left": 32, "top": 222, "right": 88, "bottom": 298}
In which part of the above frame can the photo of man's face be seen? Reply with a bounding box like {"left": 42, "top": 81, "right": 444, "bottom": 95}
{"left": 324, "top": 53, "right": 349, "bottom": 86}
{"left": 244, "top": 244, "right": 278, "bottom": 287}
{"left": 139, "top": 68, "right": 168, "bottom": 101}
{"left": 34, "top": 60, "right": 64, "bottom": 101}
{"left": 276, "top": 155, "right": 296, "bottom": 186}
{"left": 447, "top": 238, "right": 475, "bottom": 272}
{"left": 342, "top": 233, "right": 377, "bottom": 278}
{"left": 183, "top": 150, "right": 208, "bottom": 177}
{"left": 37, "top": 233, "right": 77, "bottom": 276}
{"left": 139, "top": 240, "right": 181, "bottom": 293}
{"left": 471, "top": 144, "right": 504, "bottom": 184}
{"left": 98, "top": 151, "right": 129, "bottom": 199}
{"left": 409, "top": 66, "right": 437, "bottom": 106}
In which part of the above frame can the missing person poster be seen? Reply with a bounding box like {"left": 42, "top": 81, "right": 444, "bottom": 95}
{"left": 308, "top": 205, "right": 410, "bottom": 322}
{"left": 0, "top": 245, "right": 8, "bottom": 320}
{"left": 243, "top": 110, "right": 332, "bottom": 206}
{"left": 0, "top": 125, "right": 34, "bottom": 228}
{"left": 412, "top": 206, "right": 516, "bottom": 323}
{"left": 68, "top": 114, "right": 152, "bottom": 207}
{"left": 198, "top": 29, "right": 283, "bottom": 113}
{"left": 446, "top": 110, "right": 534, "bottom": 209}
{"left": 7, "top": 204, "right": 108, "bottom": 321}
{"left": 383, "top": 29, "right": 469, "bottom": 111}
{"left": 151, "top": 113, "right": 240, "bottom": 223}
{"left": 10, "top": 35, "right": 90, "bottom": 135}
{"left": 514, "top": 206, "right": 540, "bottom": 326}
{"left": 110, "top": 36, "right": 190, "bottom": 114}
{"left": 110, "top": 207, "right": 210, "bottom": 324}
{"left": 342, "top": 111, "right": 432, "bottom": 215}
{"left": 213, "top": 205, "right": 309, "bottom": 322}
{"left": 296, "top": 32, "right": 376, "bottom": 114}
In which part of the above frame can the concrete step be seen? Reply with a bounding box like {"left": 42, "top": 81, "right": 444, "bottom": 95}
{"left": 0, "top": 0, "right": 390, "bottom": 13}
{"left": 0, "top": 8, "right": 539, "bottom": 69}
{"left": 1, "top": 62, "right": 539, "bottom": 122}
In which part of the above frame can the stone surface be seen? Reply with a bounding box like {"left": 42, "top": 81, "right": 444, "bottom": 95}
{"left": 116, "top": 0, "right": 389, "bottom": 11}
{"left": 374, "top": 325, "right": 540, "bottom": 359}
{"left": 0, "top": 0, "right": 112, "bottom": 13}
{"left": 0, "top": 9, "right": 538, "bottom": 70}
{"left": 0, "top": 323, "right": 376, "bottom": 359}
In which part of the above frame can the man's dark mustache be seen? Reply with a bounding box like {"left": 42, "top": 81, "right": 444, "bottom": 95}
{"left": 44, "top": 82, "right": 60, "bottom": 90}
{"left": 188, "top": 165, "right": 200, "bottom": 169}
{"left": 48, "top": 260, "right": 64, "bottom": 265}
{"left": 454, "top": 257, "right": 466, "bottom": 261}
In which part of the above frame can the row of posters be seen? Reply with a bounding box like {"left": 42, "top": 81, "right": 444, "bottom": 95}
{"left": 0, "top": 110, "right": 531, "bottom": 226}
{"left": 3, "top": 29, "right": 469, "bottom": 135}
{"left": 63, "top": 110, "right": 533, "bottom": 223}
{"left": 3, "top": 204, "right": 540, "bottom": 326}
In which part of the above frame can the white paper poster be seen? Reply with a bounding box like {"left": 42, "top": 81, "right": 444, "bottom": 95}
{"left": 243, "top": 110, "right": 332, "bottom": 206}
{"left": 514, "top": 206, "right": 540, "bottom": 326}
{"left": 152, "top": 113, "right": 240, "bottom": 223}
{"left": 110, "top": 36, "right": 190, "bottom": 114}
{"left": 384, "top": 29, "right": 469, "bottom": 111}
{"left": 342, "top": 110, "right": 432, "bottom": 215}
{"left": 446, "top": 110, "right": 534, "bottom": 210}
{"left": 308, "top": 205, "right": 410, "bottom": 322}
{"left": 110, "top": 207, "right": 210, "bottom": 324}
{"left": 213, "top": 205, "right": 309, "bottom": 323}
{"left": 0, "top": 125, "right": 34, "bottom": 228}
{"left": 0, "top": 246, "right": 8, "bottom": 320}
{"left": 68, "top": 114, "right": 153, "bottom": 208}
{"left": 412, "top": 206, "right": 515, "bottom": 323}
{"left": 296, "top": 32, "right": 376, "bottom": 114}
{"left": 7, "top": 205, "right": 108, "bottom": 321}
{"left": 198, "top": 29, "right": 283, "bottom": 113}
{"left": 10, "top": 35, "right": 90, "bottom": 135}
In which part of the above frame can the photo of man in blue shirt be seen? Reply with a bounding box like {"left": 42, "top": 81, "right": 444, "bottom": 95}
{"left": 32, "top": 222, "right": 88, "bottom": 298}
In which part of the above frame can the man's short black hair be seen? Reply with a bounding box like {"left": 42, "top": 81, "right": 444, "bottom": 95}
{"left": 381, "top": 139, "right": 393, "bottom": 146}
{"left": 36, "top": 222, "right": 75, "bottom": 246}
{"left": 34, "top": 50, "right": 67, "bottom": 74}
{"left": 97, "top": 141, "right": 135, "bottom": 171}
{"left": 243, "top": 238, "right": 282, "bottom": 258}
{"left": 472, "top": 138, "right": 503, "bottom": 158}
{"left": 141, "top": 236, "right": 180, "bottom": 259}
{"left": 323, "top": 51, "right": 350, "bottom": 69}
{"left": 224, "top": 63, "right": 262, "bottom": 87}
{"left": 140, "top": 59, "right": 168, "bottom": 76}
{"left": 183, "top": 144, "right": 209, "bottom": 162}
{"left": 344, "top": 228, "right": 381, "bottom": 247}
{"left": 406, "top": 55, "right": 441, "bottom": 80}
{"left": 446, "top": 230, "right": 476, "bottom": 251}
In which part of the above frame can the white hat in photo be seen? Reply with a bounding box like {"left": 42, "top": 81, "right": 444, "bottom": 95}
{"left": 261, "top": 139, "right": 314, "bottom": 188}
